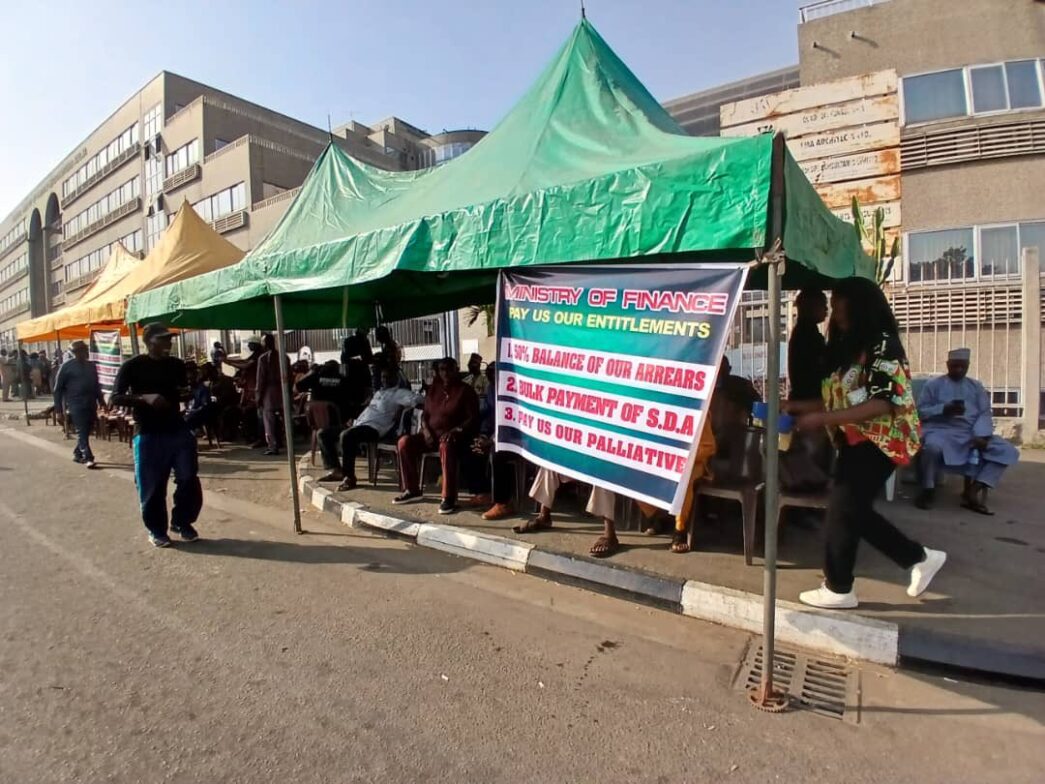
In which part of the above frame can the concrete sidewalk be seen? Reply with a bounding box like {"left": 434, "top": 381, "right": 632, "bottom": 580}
{"left": 298, "top": 451, "right": 1045, "bottom": 678}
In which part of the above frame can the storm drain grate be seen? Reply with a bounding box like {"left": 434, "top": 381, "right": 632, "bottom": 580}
{"left": 734, "top": 642, "right": 861, "bottom": 723}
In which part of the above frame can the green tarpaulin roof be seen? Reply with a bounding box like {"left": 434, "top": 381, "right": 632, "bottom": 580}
{"left": 127, "top": 19, "right": 872, "bottom": 329}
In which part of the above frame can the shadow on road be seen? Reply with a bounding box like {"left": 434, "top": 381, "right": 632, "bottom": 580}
{"left": 185, "top": 536, "right": 468, "bottom": 575}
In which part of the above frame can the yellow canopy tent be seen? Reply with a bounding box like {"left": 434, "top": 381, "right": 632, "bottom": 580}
{"left": 16, "top": 202, "right": 244, "bottom": 343}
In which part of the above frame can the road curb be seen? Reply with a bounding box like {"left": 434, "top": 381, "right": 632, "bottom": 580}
{"left": 298, "top": 469, "right": 902, "bottom": 666}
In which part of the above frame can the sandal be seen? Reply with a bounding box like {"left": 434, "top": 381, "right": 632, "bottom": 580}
{"left": 513, "top": 516, "right": 553, "bottom": 534}
{"left": 670, "top": 532, "right": 691, "bottom": 554}
{"left": 960, "top": 498, "right": 994, "bottom": 516}
{"left": 589, "top": 535, "right": 620, "bottom": 558}
{"left": 336, "top": 477, "right": 358, "bottom": 492}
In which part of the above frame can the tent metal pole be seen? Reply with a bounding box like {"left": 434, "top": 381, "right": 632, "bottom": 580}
{"left": 751, "top": 133, "right": 788, "bottom": 713}
{"left": 760, "top": 260, "right": 783, "bottom": 700}
{"left": 129, "top": 323, "right": 140, "bottom": 357}
{"left": 273, "top": 295, "right": 303, "bottom": 534}
{"left": 17, "top": 340, "right": 30, "bottom": 426}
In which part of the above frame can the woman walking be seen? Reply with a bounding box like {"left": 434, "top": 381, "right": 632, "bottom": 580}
{"left": 790, "top": 277, "right": 946, "bottom": 609}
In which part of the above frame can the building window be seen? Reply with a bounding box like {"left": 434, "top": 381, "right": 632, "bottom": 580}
{"left": 907, "top": 221, "right": 1045, "bottom": 282}
{"left": 0, "top": 218, "right": 28, "bottom": 255}
{"left": 145, "top": 156, "right": 163, "bottom": 200}
{"left": 902, "top": 59, "right": 1045, "bottom": 125}
{"left": 63, "top": 176, "right": 140, "bottom": 238}
{"left": 908, "top": 228, "right": 975, "bottom": 283}
{"left": 146, "top": 212, "right": 168, "bottom": 251}
{"left": 1021, "top": 221, "right": 1045, "bottom": 259}
{"left": 143, "top": 103, "right": 163, "bottom": 140}
{"left": 0, "top": 252, "right": 28, "bottom": 286}
{"left": 193, "top": 182, "right": 246, "bottom": 223}
{"left": 0, "top": 288, "right": 29, "bottom": 316}
{"left": 61, "top": 124, "right": 140, "bottom": 199}
{"left": 979, "top": 225, "right": 1019, "bottom": 277}
{"left": 903, "top": 69, "right": 967, "bottom": 124}
{"left": 165, "top": 139, "right": 199, "bottom": 177}
{"left": 65, "top": 230, "right": 142, "bottom": 283}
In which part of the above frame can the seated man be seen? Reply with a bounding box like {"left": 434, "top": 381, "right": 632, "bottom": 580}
{"left": 916, "top": 347, "right": 1019, "bottom": 514}
{"left": 461, "top": 353, "right": 489, "bottom": 397}
{"left": 517, "top": 468, "right": 619, "bottom": 557}
{"left": 710, "top": 356, "right": 762, "bottom": 482}
{"left": 318, "top": 367, "right": 421, "bottom": 491}
{"left": 468, "top": 364, "right": 519, "bottom": 520}
{"left": 184, "top": 362, "right": 214, "bottom": 432}
{"left": 297, "top": 360, "right": 356, "bottom": 474}
{"left": 395, "top": 357, "right": 478, "bottom": 514}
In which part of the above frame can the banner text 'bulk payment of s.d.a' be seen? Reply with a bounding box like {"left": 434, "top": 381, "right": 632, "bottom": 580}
{"left": 494, "top": 264, "right": 748, "bottom": 514}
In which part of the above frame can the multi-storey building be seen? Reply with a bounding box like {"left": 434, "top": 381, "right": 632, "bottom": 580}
{"left": 0, "top": 71, "right": 485, "bottom": 365}
{"left": 664, "top": 0, "right": 1045, "bottom": 422}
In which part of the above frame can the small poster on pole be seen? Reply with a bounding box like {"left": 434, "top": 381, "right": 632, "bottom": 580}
{"left": 495, "top": 264, "right": 748, "bottom": 514}
{"left": 89, "top": 329, "right": 123, "bottom": 396}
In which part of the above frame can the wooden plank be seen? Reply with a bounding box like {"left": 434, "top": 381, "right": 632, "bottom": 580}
{"left": 829, "top": 200, "right": 902, "bottom": 230}
{"left": 799, "top": 148, "right": 901, "bottom": 185}
{"left": 815, "top": 174, "right": 901, "bottom": 209}
{"left": 725, "top": 95, "right": 899, "bottom": 139}
{"left": 721, "top": 70, "right": 897, "bottom": 128}
{"left": 787, "top": 121, "right": 901, "bottom": 161}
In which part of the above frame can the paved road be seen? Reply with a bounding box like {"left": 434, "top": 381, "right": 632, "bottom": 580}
{"left": 1, "top": 426, "right": 1042, "bottom": 783}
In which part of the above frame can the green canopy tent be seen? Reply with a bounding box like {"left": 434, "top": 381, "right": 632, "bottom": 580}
{"left": 127, "top": 20, "right": 870, "bottom": 330}
{"left": 128, "top": 19, "right": 872, "bottom": 710}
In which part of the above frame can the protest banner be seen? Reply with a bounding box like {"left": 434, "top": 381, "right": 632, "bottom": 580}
{"left": 89, "top": 329, "right": 122, "bottom": 395}
{"left": 495, "top": 264, "right": 748, "bottom": 513}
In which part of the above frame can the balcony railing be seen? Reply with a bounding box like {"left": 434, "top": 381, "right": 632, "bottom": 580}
{"left": 62, "top": 197, "right": 141, "bottom": 251}
{"left": 64, "top": 266, "right": 104, "bottom": 293}
{"left": 252, "top": 186, "right": 301, "bottom": 212}
{"left": 61, "top": 142, "right": 141, "bottom": 208}
{"left": 799, "top": 0, "right": 889, "bottom": 23}
{"left": 163, "top": 163, "right": 202, "bottom": 193}
{"left": 0, "top": 302, "right": 30, "bottom": 321}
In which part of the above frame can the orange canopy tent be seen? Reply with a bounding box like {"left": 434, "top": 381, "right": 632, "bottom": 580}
{"left": 16, "top": 203, "right": 243, "bottom": 343}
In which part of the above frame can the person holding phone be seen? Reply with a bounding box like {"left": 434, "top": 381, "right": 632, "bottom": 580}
{"left": 112, "top": 323, "right": 202, "bottom": 548}
{"left": 916, "top": 347, "right": 1019, "bottom": 514}
{"left": 788, "top": 277, "right": 945, "bottom": 610}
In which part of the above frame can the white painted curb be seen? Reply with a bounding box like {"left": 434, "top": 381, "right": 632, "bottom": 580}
{"left": 310, "top": 486, "right": 333, "bottom": 510}
{"left": 680, "top": 580, "right": 899, "bottom": 665}
{"left": 357, "top": 510, "right": 422, "bottom": 538}
{"left": 416, "top": 523, "right": 534, "bottom": 572}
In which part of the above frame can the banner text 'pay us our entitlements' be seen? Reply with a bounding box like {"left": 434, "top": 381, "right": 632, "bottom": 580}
{"left": 494, "top": 264, "right": 748, "bottom": 514}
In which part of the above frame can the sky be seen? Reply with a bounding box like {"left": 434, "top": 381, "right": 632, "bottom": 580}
{"left": 0, "top": 0, "right": 806, "bottom": 219}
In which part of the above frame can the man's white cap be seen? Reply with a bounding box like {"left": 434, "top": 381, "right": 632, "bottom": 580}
{"left": 948, "top": 347, "right": 971, "bottom": 362}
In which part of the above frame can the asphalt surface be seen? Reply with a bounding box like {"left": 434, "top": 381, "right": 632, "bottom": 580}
{"left": 1, "top": 425, "right": 1043, "bottom": 783}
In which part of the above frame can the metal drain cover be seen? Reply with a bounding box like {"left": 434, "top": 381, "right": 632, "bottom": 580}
{"left": 734, "top": 642, "right": 861, "bottom": 723}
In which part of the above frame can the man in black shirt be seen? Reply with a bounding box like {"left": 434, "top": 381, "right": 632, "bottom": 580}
{"left": 112, "top": 323, "right": 202, "bottom": 548}
{"left": 788, "top": 289, "right": 828, "bottom": 402}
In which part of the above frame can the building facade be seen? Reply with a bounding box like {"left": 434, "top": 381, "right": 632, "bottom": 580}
{"left": 0, "top": 71, "right": 485, "bottom": 363}
{"left": 665, "top": 0, "right": 1045, "bottom": 421}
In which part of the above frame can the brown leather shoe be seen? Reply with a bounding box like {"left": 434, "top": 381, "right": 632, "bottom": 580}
{"left": 482, "top": 503, "right": 514, "bottom": 521}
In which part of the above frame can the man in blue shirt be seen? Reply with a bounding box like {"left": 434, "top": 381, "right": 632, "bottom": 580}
{"left": 52, "top": 340, "right": 106, "bottom": 468}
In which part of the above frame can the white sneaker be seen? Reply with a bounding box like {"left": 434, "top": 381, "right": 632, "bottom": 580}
{"left": 908, "top": 548, "right": 947, "bottom": 597}
{"left": 799, "top": 584, "right": 858, "bottom": 609}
